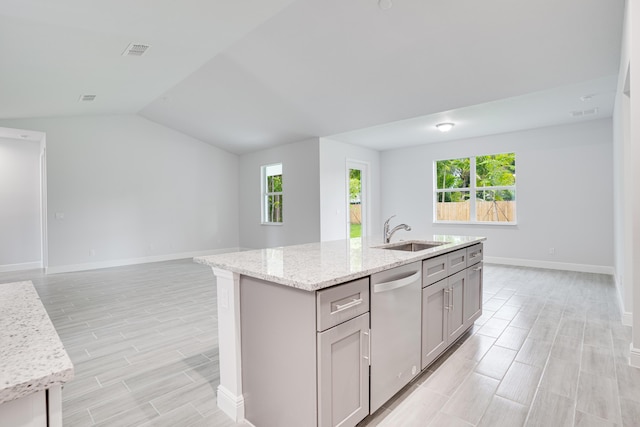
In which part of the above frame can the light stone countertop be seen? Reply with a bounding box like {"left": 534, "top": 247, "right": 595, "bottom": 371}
{"left": 0, "top": 281, "right": 74, "bottom": 405}
{"left": 195, "top": 234, "right": 486, "bottom": 291}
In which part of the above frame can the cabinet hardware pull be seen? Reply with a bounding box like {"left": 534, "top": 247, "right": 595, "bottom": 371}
{"left": 362, "top": 330, "right": 371, "bottom": 365}
{"left": 473, "top": 266, "right": 482, "bottom": 271}
{"left": 450, "top": 287, "right": 454, "bottom": 311}
{"left": 334, "top": 298, "right": 363, "bottom": 312}
{"left": 444, "top": 288, "right": 450, "bottom": 310}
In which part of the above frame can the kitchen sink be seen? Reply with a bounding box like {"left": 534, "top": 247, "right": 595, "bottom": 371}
{"left": 378, "top": 241, "right": 447, "bottom": 252}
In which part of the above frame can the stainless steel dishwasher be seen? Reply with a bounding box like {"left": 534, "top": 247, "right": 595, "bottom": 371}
{"left": 370, "top": 261, "right": 422, "bottom": 413}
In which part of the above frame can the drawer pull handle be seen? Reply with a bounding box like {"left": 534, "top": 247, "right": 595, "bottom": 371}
{"left": 334, "top": 298, "right": 363, "bottom": 312}
{"left": 473, "top": 266, "right": 482, "bottom": 271}
{"left": 444, "top": 288, "right": 450, "bottom": 310}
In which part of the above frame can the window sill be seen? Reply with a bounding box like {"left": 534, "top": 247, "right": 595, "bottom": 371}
{"left": 261, "top": 222, "right": 284, "bottom": 226}
{"left": 434, "top": 221, "right": 518, "bottom": 227}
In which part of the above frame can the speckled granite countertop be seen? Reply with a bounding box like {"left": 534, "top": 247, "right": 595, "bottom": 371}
{"left": 195, "top": 235, "right": 485, "bottom": 291}
{"left": 0, "top": 281, "right": 74, "bottom": 405}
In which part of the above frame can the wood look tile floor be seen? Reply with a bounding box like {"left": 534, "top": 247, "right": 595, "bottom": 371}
{"left": 2, "top": 261, "right": 639, "bottom": 426}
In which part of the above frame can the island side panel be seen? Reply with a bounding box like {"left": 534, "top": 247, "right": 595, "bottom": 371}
{"left": 240, "top": 276, "right": 318, "bottom": 427}
{"left": 211, "top": 268, "right": 245, "bottom": 422}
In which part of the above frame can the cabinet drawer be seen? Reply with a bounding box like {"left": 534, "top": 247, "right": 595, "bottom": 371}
{"left": 447, "top": 249, "right": 467, "bottom": 275}
{"left": 423, "top": 254, "right": 448, "bottom": 287}
{"left": 467, "top": 244, "right": 483, "bottom": 266}
{"left": 317, "top": 277, "right": 369, "bottom": 332}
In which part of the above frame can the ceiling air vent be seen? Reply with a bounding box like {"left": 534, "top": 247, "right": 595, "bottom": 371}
{"left": 569, "top": 108, "right": 598, "bottom": 118}
{"left": 122, "top": 43, "right": 151, "bottom": 57}
{"left": 79, "top": 94, "right": 96, "bottom": 102}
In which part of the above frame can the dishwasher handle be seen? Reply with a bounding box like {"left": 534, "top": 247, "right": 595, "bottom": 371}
{"left": 373, "top": 270, "right": 421, "bottom": 293}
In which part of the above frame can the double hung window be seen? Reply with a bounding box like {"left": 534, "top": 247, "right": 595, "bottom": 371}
{"left": 435, "top": 153, "right": 516, "bottom": 224}
{"left": 262, "top": 163, "right": 283, "bottom": 224}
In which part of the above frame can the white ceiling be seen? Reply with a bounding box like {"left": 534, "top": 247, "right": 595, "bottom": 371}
{"left": 0, "top": 0, "right": 625, "bottom": 154}
{"left": 0, "top": 0, "right": 297, "bottom": 117}
{"left": 330, "top": 75, "right": 618, "bottom": 151}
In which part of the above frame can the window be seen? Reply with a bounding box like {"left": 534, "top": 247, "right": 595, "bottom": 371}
{"left": 261, "top": 163, "right": 283, "bottom": 224}
{"left": 435, "top": 153, "right": 516, "bottom": 223}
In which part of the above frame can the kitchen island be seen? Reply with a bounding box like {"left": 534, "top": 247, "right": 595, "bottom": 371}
{"left": 195, "top": 235, "right": 485, "bottom": 426}
{"left": 0, "top": 281, "right": 74, "bottom": 427}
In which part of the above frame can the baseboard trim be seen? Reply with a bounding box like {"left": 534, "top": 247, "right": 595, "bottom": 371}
{"left": 613, "top": 273, "right": 633, "bottom": 326}
{"left": 0, "top": 261, "right": 43, "bottom": 273}
{"left": 45, "top": 248, "right": 241, "bottom": 275}
{"left": 217, "top": 385, "right": 245, "bottom": 423}
{"left": 483, "top": 256, "right": 614, "bottom": 275}
{"left": 630, "top": 344, "right": 640, "bottom": 369}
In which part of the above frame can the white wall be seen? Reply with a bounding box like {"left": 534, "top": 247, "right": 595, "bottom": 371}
{"left": 319, "top": 138, "right": 381, "bottom": 241}
{"left": 613, "top": 0, "right": 633, "bottom": 325}
{"left": 380, "top": 119, "right": 614, "bottom": 271}
{"left": 622, "top": 0, "right": 640, "bottom": 367}
{"left": 0, "top": 138, "right": 41, "bottom": 268}
{"left": 0, "top": 115, "right": 240, "bottom": 272}
{"left": 613, "top": 0, "right": 633, "bottom": 324}
{"left": 239, "top": 138, "right": 321, "bottom": 249}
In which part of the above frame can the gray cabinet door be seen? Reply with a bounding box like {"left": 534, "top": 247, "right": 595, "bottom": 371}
{"left": 317, "top": 313, "right": 370, "bottom": 427}
{"left": 447, "top": 270, "right": 466, "bottom": 343}
{"left": 421, "top": 279, "right": 448, "bottom": 369}
{"left": 464, "top": 263, "right": 483, "bottom": 328}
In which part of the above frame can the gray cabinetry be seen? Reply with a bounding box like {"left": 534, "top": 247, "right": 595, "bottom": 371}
{"left": 423, "top": 254, "right": 448, "bottom": 286}
{"left": 464, "top": 244, "right": 483, "bottom": 328}
{"left": 421, "top": 279, "right": 448, "bottom": 369}
{"left": 447, "top": 248, "right": 467, "bottom": 275}
{"left": 420, "top": 270, "right": 466, "bottom": 369}
{"left": 240, "top": 275, "right": 370, "bottom": 427}
{"left": 317, "top": 313, "right": 370, "bottom": 427}
{"left": 238, "top": 242, "right": 483, "bottom": 426}
{"left": 317, "top": 277, "right": 370, "bottom": 427}
{"left": 446, "top": 270, "right": 466, "bottom": 343}
{"left": 317, "top": 278, "right": 369, "bottom": 332}
{"left": 421, "top": 243, "right": 484, "bottom": 370}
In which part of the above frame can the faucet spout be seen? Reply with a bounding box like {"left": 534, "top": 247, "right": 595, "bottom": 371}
{"left": 383, "top": 215, "right": 411, "bottom": 243}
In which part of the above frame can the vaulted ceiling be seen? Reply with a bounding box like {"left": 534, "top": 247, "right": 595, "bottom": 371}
{"left": 0, "top": 0, "right": 625, "bottom": 153}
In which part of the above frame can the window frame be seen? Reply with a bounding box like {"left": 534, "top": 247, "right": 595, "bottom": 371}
{"left": 433, "top": 154, "right": 517, "bottom": 225}
{"left": 261, "top": 163, "right": 284, "bottom": 225}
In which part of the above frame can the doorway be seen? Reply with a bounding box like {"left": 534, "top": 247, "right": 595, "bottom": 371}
{"left": 0, "top": 127, "right": 47, "bottom": 272}
{"left": 347, "top": 161, "right": 368, "bottom": 238}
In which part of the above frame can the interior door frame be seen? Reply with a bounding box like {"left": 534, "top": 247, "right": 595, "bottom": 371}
{"left": 346, "top": 160, "right": 369, "bottom": 239}
{"left": 40, "top": 136, "right": 48, "bottom": 270}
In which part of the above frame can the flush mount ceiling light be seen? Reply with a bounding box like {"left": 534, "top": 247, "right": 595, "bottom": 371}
{"left": 435, "top": 122, "right": 455, "bottom": 133}
{"left": 378, "top": 0, "right": 393, "bottom": 10}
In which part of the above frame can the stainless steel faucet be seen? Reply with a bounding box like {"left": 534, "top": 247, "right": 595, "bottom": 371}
{"left": 383, "top": 215, "right": 412, "bottom": 243}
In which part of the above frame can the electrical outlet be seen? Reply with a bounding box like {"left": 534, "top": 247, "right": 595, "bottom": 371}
{"left": 549, "top": 247, "right": 555, "bottom": 255}
{"left": 55, "top": 212, "right": 64, "bottom": 220}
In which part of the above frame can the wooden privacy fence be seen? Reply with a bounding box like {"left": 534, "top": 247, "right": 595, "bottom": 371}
{"left": 350, "top": 204, "right": 362, "bottom": 224}
{"left": 436, "top": 201, "right": 515, "bottom": 222}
